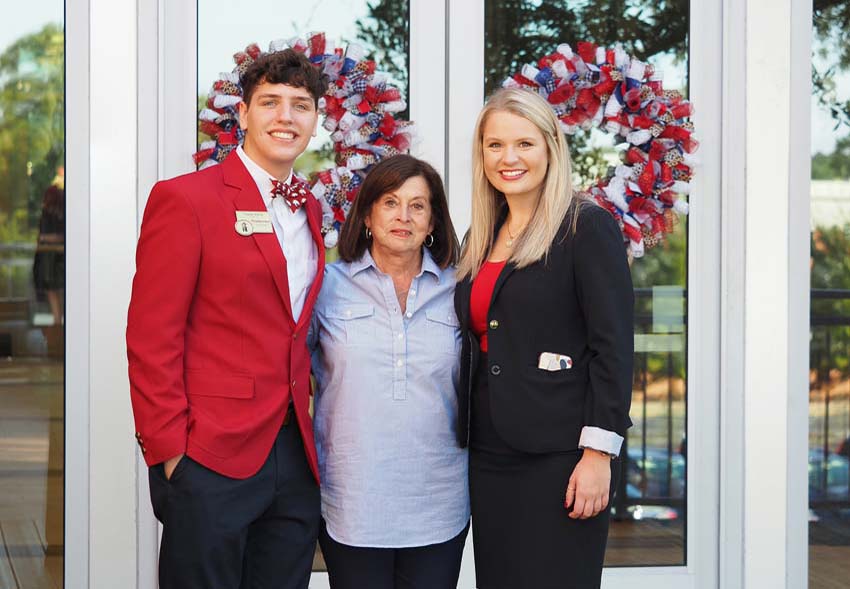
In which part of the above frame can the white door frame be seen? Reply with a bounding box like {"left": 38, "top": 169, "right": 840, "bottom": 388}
{"left": 446, "top": 1, "right": 722, "bottom": 587}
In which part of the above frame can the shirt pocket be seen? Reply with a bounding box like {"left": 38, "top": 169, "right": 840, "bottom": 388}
{"left": 425, "top": 308, "right": 461, "bottom": 355}
{"left": 327, "top": 304, "right": 377, "bottom": 346}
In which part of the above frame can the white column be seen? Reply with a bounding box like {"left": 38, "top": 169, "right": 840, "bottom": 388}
{"left": 446, "top": 0, "right": 484, "bottom": 236}
{"left": 409, "top": 0, "right": 447, "bottom": 179}
{"left": 88, "top": 0, "right": 139, "bottom": 586}
{"left": 725, "top": 0, "right": 810, "bottom": 587}
{"left": 65, "top": 0, "right": 91, "bottom": 586}
{"left": 786, "top": 0, "right": 812, "bottom": 586}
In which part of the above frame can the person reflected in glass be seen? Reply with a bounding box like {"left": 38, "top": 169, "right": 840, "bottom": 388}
{"left": 33, "top": 165, "right": 65, "bottom": 326}
{"left": 309, "top": 154, "right": 469, "bottom": 589}
{"left": 454, "top": 88, "right": 634, "bottom": 589}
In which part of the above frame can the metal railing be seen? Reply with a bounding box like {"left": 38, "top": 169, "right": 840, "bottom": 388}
{"left": 809, "top": 288, "right": 850, "bottom": 510}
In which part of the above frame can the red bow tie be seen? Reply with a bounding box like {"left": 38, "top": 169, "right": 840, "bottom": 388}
{"left": 270, "top": 178, "right": 310, "bottom": 212}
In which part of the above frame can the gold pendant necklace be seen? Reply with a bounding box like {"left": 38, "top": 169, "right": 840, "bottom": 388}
{"left": 505, "top": 222, "right": 517, "bottom": 248}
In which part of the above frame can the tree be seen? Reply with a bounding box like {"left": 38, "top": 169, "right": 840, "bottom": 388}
{"left": 0, "top": 23, "right": 65, "bottom": 234}
{"left": 813, "top": 1, "right": 850, "bottom": 130}
{"left": 812, "top": 135, "right": 850, "bottom": 180}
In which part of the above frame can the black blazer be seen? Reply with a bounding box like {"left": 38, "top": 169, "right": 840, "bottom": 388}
{"left": 454, "top": 203, "right": 634, "bottom": 452}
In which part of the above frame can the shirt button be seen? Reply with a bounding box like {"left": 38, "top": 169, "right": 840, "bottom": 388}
{"left": 489, "top": 319, "right": 499, "bottom": 329}
{"left": 292, "top": 331, "right": 298, "bottom": 340}
{"left": 397, "top": 359, "right": 403, "bottom": 367}
{"left": 490, "top": 364, "right": 501, "bottom": 376}
{"left": 405, "top": 312, "right": 412, "bottom": 318}
{"left": 291, "top": 380, "right": 297, "bottom": 389}
{"left": 398, "top": 333, "right": 404, "bottom": 340}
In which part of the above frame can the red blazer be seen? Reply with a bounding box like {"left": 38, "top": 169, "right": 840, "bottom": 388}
{"left": 127, "top": 152, "right": 325, "bottom": 480}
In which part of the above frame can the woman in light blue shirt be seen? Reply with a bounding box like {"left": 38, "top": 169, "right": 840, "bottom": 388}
{"left": 309, "top": 155, "right": 468, "bottom": 589}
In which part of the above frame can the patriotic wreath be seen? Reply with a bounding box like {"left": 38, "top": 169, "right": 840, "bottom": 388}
{"left": 197, "top": 36, "right": 695, "bottom": 256}
{"left": 195, "top": 33, "right": 414, "bottom": 248}
{"left": 504, "top": 42, "right": 697, "bottom": 257}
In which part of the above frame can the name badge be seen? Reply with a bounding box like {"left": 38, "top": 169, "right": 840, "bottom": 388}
{"left": 234, "top": 211, "right": 273, "bottom": 236}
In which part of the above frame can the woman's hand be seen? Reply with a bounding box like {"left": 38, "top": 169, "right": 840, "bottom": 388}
{"left": 564, "top": 449, "right": 612, "bottom": 519}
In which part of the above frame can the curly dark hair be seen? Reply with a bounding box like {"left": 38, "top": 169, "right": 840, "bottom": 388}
{"left": 240, "top": 49, "right": 328, "bottom": 107}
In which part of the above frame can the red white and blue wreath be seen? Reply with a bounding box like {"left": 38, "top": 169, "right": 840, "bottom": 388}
{"left": 503, "top": 41, "right": 697, "bottom": 257}
{"left": 195, "top": 33, "right": 414, "bottom": 248}
{"left": 196, "top": 36, "right": 695, "bottom": 257}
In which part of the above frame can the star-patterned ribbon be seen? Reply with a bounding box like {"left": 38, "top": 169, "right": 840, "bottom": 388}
{"left": 270, "top": 177, "right": 311, "bottom": 212}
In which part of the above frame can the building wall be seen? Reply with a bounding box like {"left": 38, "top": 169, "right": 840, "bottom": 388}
{"left": 65, "top": 1, "right": 812, "bottom": 587}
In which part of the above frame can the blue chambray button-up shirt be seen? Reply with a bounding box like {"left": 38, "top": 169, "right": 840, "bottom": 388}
{"left": 308, "top": 248, "right": 469, "bottom": 548}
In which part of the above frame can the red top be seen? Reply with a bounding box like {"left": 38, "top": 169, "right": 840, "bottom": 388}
{"left": 470, "top": 260, "right": 507, "bottom": 352}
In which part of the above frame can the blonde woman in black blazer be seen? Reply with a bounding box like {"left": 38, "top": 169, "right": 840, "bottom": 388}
{"left": 455, "top": 88, "right": 634, "bottom": 589}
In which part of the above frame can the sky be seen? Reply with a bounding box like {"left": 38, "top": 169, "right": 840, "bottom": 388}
{"left": 198, "top": 0, "right": 372, "bottom": 94}
{"left": 0, "top": 1, "right": 61, "bottom": 57}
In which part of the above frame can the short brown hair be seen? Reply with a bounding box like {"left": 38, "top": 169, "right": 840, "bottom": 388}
{"left": 338, "top": 155, "right": 460, "bottom": 269}
{"left": 240, "top": 49, "right": 328, "bottom": 107}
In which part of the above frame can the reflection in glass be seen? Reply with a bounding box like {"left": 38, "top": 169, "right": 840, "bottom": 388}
{"left": 198, "top": 0, "right": 410, "bottom": 178}
{"left": 0, "top": 4, "right": 65, "bottom": 587}
{"left": 485, "top": 0, "right": 689, "bottom": 567}
{"left": 198, "top": 0, "right": 410, "bottom": 571}
{"left": 810, "top": 3, "right": 850, "bottom": 587}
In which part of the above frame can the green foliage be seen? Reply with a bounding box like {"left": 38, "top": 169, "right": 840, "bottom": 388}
{"left": 812, "top": 135, "right": 850, "bottom": 180}
{"left": 0, "top": 23, "right": 64, "bottom": 232}
{"left": 630, "top": 219, "right": 687, "bottom": 288}
{"left": 813, "top": 1, "right": 850, "bottom": 130}
{"left": 811, "top": 223, "right": 850, "bottom": 376}
{"left": 355, "top": 1, "right": 409, "bottom": 91}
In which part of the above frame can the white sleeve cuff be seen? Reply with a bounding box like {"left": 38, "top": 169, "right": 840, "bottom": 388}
{"left": 578, "top": 426, "right": 624, "bottom": 457}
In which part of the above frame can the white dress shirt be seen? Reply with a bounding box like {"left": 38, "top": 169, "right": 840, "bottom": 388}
{"left": 236, "top": 146, "right": 318, "bottom": 322}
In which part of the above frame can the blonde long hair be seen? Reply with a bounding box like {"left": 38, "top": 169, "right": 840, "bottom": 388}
{"left": 457, "top": 88, "right": 578, "bottom": 280}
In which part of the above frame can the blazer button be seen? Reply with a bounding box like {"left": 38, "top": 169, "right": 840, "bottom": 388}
{"left": 489, "top": 319, "right": 499, "bottom": 329}
{"left": 490, "top": 364, "right": 501, "bottom": 376}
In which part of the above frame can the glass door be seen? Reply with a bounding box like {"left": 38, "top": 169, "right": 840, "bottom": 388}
{"left": 158, "top": 0, "right": 720, "bottom": 587}
{"left": 0, "top": 2, "right": 65, "bottom": 587}
{"left": 447, "top": 1, "right": 720, "bottom": 587}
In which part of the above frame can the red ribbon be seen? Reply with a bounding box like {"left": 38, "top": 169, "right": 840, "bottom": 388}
{"left": 548, "top": 82, "right": 575, "bottom": 104}
{"left": 637, "top": 165, "right": 656, "bottom": 195}
{"left": 308, "top": 33, "right": 326, "bottom": 57}
{"left": 576, "top": 42, "right": 597, "bottom": 64}
{"left": 623, "top": 222, "right": 642, "bottom": 242}
{"left": 379, "top": 113, "right": 396, "bottom": 137}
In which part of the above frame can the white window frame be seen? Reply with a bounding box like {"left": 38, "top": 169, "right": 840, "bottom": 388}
{"left": 68, "top": 0, "right": 141, "bottom": 586}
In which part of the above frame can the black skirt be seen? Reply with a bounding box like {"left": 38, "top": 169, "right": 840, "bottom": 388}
{"left": 469, "top": 354, "right": 618, "bottom": 589}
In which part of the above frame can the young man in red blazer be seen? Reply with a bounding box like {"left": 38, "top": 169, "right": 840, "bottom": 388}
{"left": 127, "top": 50, "right": 327, "bottom": 589}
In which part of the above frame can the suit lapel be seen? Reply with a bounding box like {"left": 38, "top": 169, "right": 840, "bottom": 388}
{"left": 490, "top": 262, "right": 516, "bottom": 307}
{"left": 457, "top": 276, "right": 473, "bottom": 328}
{"left": 222, "top": 153, "right": 296, "bottom": 325}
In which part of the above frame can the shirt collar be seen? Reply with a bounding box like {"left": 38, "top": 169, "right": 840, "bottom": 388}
{"left": 236, "top": 146, "right": 293, "bottom": 207}
{"left": 350, "top": 248, "right": 442, "bottom": 283}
